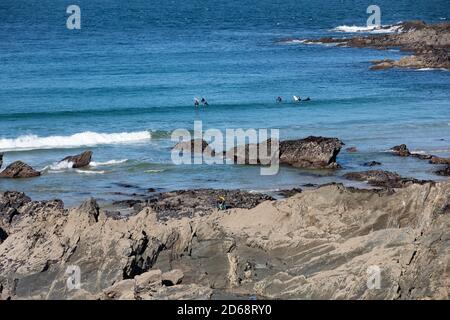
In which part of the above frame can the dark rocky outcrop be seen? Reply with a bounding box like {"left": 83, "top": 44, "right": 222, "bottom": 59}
{"left": 229, "top": 136, "right": 343, "bottom": 169}
{"left": 173, "top": 139, "right": 214, "bottom": 156}
{"left": 0, "top": 161, "right": 40, "bottom": 179}
{"left": 363, "top": 161, "right": 382, "bottom": 167}
{"left": 0, "top": 154, "right": 3, "bottom": 170}
{"left": 277, "top": 188, "right": 303, "bottom": 198}
{"left": 114, "top": 189, "right": 274, "bottom": 221}
{"left": 60, "top": 151, "right": 93, "bottom": 168}
{"left": 391, "top": 144, "right": 411, "bottom": 157}
{"left": 298, "top": 21, "right": 450, "bottom": 71}
{"left": 343, "top": 170, "right": 432, "bottom": 188}
{"left": 430, "top": 156, "right": 450, "bottom": 165}
{"left": 435, "top": 165, "right": 450, "bottom": 176}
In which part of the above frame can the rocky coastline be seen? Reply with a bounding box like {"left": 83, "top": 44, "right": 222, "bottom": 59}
{"left": 1, "top": 178, "right": 449, "bottom": 300}
{"left": 1, "top": 135, "right": 449, "bottom": 300}
{"left": 292, "top": 21, "right": 450, "bottom": 71}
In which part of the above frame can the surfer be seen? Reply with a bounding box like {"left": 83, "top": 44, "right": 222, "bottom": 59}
{"left": 201, "top": 97, "right": 209, "bottom": 106}
{"left": 194, "top": 98, "right": 200, "bottom": 107}
{"left": 304, "top": 97, "right": 311, "bottom": 101}
{"left": 293, "top": 95, "right": 301, "bottom": 102}
{"left": 276, "top": 96, "right": 283, "bottom": 103}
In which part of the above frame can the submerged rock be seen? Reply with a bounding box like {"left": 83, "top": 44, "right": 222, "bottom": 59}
{"left": 0, "top": 161, "right": 40, "bottom": 179}
{"left": 60, "top": 151, "right": 93, "bottom": 168}
{"left": 343, "top": 170, "right": 432, "bottom": 188}
{"left": 363, "top": 161, "right": 382, "bottom": 167}
{"left": 435, "top": 165, "right": 450, "bottom": 176}
{"left": 430, "top": 156, "right": 450, "bottom": 165}
{"left": 345, "top": 147, "right": 358, "bottom": 153}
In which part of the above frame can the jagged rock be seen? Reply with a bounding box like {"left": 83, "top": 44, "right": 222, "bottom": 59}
{"left": 135, "top": 269, "right": 162, "bottom": 292}
{"left": 0, "top": 161, "right": 40, "bottom": 178}
{"left": 343, "top": 170, "right": 432, "bottom": 188}
{"left": 391, "top": 144, "right": 411, "bottom": 157}
{"left": 173, "top": 139, "right": 215, "bottom": 156}
{"left": 77, "top": 198, "right": 100, "bottom": 224}
{"left": 229, "top": 136, "right": 343, "bottom": 169}
{"left": 363, "top": 161, "right": 382, "bottom": 167}
{"left": 162, "top": 269, "right": 184, "bottom": 286}
{"left": 103, "top": 279, "right": 136, "bottom": 300}
{"left": 0, "top": 181, "right": 449, "bottom": 300}
{"left": 435, "top": 165, "right": 450, "bottom": 176}
{"left": 60, "top": 151, "right": 93, "bottom": 168}
{"left": 303, "top": 21, "right": 450, "bottom": 71}
{"left": 430, "top": 156, "right": 450, "bottom": 165}
{"left": 277, "top": 188, "right": 303, "bottom": 197}
{"left": 116, "top": 189, "right": 274, "bottom": 221}
{"left": 0, "top": 227, "right": 7, "bottom": 243}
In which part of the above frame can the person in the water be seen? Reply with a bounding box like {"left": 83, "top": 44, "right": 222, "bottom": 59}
{"left": 201, "top": 97, "right": 209, "bottom": 106}
{"left": 194, "top": 98, "right": 200, "bottom": 107}
{"left": 304, "top": 97, "right": 311, "bottom": 101}
{"left": 293, "top": 95, "right": 301, "bottom": 102}
{"left": 276, "top": 96, "right": 283, "bottom": 103}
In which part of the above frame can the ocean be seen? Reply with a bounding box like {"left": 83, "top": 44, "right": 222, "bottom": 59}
{"left": 1, "top": 0, "right": 449, "bottom": 206}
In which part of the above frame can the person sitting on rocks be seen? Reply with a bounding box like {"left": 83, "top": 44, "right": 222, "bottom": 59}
{"left": 217, "top": 195, "right": 227, "bottom": 210}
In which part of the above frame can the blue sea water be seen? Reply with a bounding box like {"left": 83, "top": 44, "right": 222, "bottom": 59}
{"left": 0, "top": 0, "right": 449, "bottom": 206}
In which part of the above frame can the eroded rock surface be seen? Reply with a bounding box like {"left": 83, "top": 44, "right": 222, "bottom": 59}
{"left": 229, "top": 136, "right": 343, "bottom": 169}
{"left": 0, "top": 180, "right": 449, "bottom": 300}
{"left": 343, "top": 170, "right": 432, "bottom": 188}
{"left": 295, "top": 21, "right": 450, "bottom": 71}
{"left": 0, "top": 161, "right": 41, "bottom": 178}
{"left": 60, "top": 151, "right": 93, "bottom": 168}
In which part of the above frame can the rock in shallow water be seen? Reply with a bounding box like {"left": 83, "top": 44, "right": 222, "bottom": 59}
{"left": 343, "top": 170, "right": 432, "bottom": 188}
{"left": 229, "top": 136, "right": 343, "bottom": 169}
{"left": 0, "top": 161, "right": 40, "bottom": 179}
{"left": 60, "top": 151, "right": 93, "bottom": 168}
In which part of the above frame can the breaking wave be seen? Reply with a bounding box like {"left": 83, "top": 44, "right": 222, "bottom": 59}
{"left": 0, "top": 131, "right": 151, "bottom": 152}
{"left": 90, "top": 159, "right": 128, "bottom": 167}
{"left": 331, "top": 24, "right": 403, "bottom": 34}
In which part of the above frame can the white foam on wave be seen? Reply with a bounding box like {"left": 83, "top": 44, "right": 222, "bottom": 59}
{"left": 332, "top": 24, "right": 403, "bottom": 34}
{"left": 0, "top": 131, "right": 151, "bottom": 152}
{"left": 42, "top": 160, "right": 74, "bottom": 171}
{"left": 90, "top": 159, "right": 128, "bottom": 167}
{"left": 75, "top": 169, "right": 106, "bottom": 175}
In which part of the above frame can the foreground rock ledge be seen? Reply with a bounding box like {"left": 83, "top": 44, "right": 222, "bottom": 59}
{"left": 1, "top": 180, "right": 449, "bottom": 300}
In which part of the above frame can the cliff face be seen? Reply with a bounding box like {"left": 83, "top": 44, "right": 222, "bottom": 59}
{"left": 0, "top": 181, "right": 449, "bottom": 300}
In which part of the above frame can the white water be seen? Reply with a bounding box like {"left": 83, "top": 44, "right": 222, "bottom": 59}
{"left": 332, "top": 24, "right": 403, "bottom": 34}
{"left": 0, "top": 131, "right": 151, "bottom": 152}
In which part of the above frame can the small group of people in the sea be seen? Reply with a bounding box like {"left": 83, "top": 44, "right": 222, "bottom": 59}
{"left": 194, "top": 97, "right": 209, "bottom": 107}
{"left": 276, "top": 96, "right": 311, "bottom": 103}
